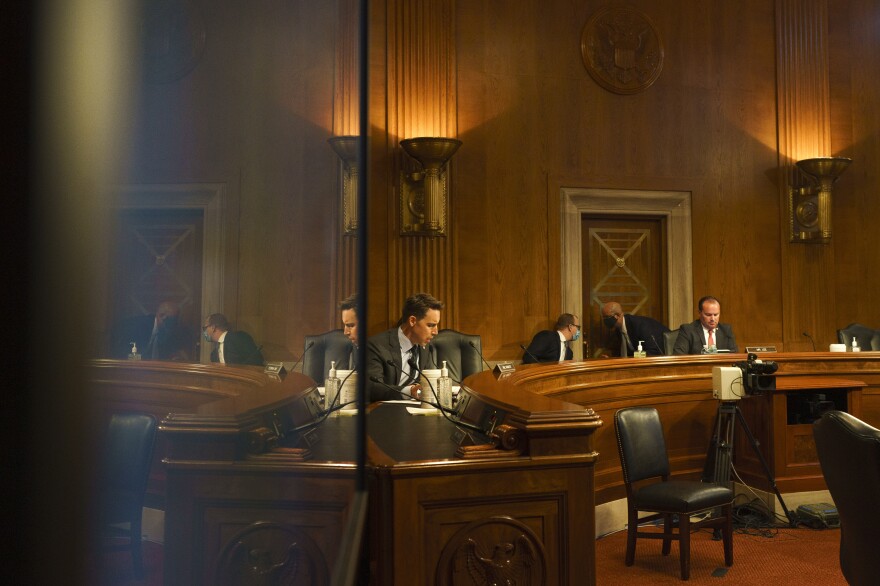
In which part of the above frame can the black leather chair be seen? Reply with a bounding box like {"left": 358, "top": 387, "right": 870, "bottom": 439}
{"left": 872, "top": 331, "right": 880, "bottom": 351}
{"left": 663, "top": 329, "right": 680, "bottom": 355}
{"left": 836, "top": 323, "right": 877, "bottom": 351}
{"left": 430, "top": 329, "right": 484, "bottom": 383}
{"left": 302, "top": 330, "right": 353, "bottom": 384}
{"left": 814, "top": 410, "right": 880, "bottom": 586}
{"left": 99, "top": 413, "right": 158, "bottom": 579}
{"left": 614, "top": 407, "right": 733, "bottom": 580}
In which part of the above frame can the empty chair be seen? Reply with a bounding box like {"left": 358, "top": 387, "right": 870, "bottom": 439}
{"left": 430, "top": 329, "right": 484, "bottom": 383}
{"left": 836, "top": 323, "right": 876, "bottom": 351}
{"left": 872, "top": 331, "right": 880, "bottom": 351}
{"left": 99, "top": 413, "right": 158, "bottom": 579}
{"left": 614, "top": 407, "right": 733, "bottom": 580}
{"left": 302, "top": 330, "right": 353, "bottom": 384}
{"left": 814, "top": 410, "right": 880, "bottom": 586}
{"left": 663, "top": 329, "right": 680, "bottom": 355}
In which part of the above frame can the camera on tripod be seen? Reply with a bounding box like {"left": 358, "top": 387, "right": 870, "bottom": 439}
{"left": 733, "top": 353, "right": 778, "bottom": 395}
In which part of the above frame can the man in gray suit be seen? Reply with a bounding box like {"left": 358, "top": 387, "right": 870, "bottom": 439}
{"left": 366, "top": 293, "right": 442, "bottom": 402}
{"left": 673, "top": 296, "right": 738, "bottom": 354}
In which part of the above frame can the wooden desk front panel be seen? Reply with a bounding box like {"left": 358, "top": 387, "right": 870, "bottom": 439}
{"left": 462, "top": 353, "right": 880, "bottom": 502}
{"left": 164, "top": 463, "right": 357, "bottom": 586}
{"left": 371, "top": 458, "right": 595, "bottom": 586}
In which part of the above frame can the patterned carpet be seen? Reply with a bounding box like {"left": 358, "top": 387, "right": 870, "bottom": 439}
{"left": 595, "top": 525, "right": 846, "bottom": 585}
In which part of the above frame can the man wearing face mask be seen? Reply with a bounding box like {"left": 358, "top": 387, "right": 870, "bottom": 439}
{"left": 111, "top": 300, "right": 191, "bottom": 361}
{"left": 522, "top": 313, "right": 580, "bottom": 364}
{"left": 600, "top": 301, "right": 669, "bottom": 357}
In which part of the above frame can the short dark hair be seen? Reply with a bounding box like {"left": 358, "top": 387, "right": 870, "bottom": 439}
{"left": 698, "top": 296, "right": 721, "bottom": 312}
{"left": 205, "top": 313, "right": 229, "bottom": 331}
{"left": 339, "top": 293, "right": 358, "bottom": 313}
{"left": 555, "top": 313, "right": 577, "bottom": 330}
{"left": 398, "top": 292, "right": 444, "bottom": 325}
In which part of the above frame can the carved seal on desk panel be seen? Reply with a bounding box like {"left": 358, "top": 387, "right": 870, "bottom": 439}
{"left": 581, "top": 5, "right": 664, "bottom": 94}
{"left": 436, "top": 516, "right": 546, "bottom": 585}
{"left": 215, "top": 521, "right": 328, "bottom": 585}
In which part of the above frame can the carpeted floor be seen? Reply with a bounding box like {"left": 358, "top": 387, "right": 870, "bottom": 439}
{"left": 596, "top": 525, "right": 846, "bottom": 584}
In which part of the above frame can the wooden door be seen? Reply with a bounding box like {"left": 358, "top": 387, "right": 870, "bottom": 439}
{"left": 109, "top": 208, "right": 204, "bottom": 360}
{"left": 581, "top": 216, "right": 667, "bottom": 357}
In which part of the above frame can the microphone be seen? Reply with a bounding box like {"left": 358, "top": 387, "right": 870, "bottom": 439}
{"left": 469, "top": 340, "right": 492, "bottom": 370}
{"left": 650, "top": 335, "right": 663, "bottom": 356}
{"left": 370, "top": 375, "right": 486, "bottom": 435}
{"left": 519, "top": 344, "right": 540, "bottom": 364}
{"left": 293, "top": 369, "right": 361, "bottom": 436}
{"left": 290, "top": 341, "right": 315, "bottom": 373}
{"left": 802, "top": 332, "right": 816, "bottom": 351}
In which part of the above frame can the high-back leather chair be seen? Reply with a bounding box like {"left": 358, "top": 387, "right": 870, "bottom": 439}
{"left": 814, "top": 410, "right": 880, "bottom": 586}
{"left": 430, "top": 329, "right": 484, "bottom": 383}
{"left": 302, "top": 330, "right": 353, "bottom": 384}
{"left": 836, "top": 323, "right": 877, "bottom": 351}
{"left": 100, "top": 413, "right": 158, "bottom": 579}
{"left": 663, "top": 329, "right": 680, "bottom": 355}
{"left": 872, "top": 331, "right": 880, "bottom": 351}
{"left": 614, "top": 406, "right": 733, "bottom": 580}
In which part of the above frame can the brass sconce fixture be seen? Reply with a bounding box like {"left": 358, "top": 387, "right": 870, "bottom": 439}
{"left": 399, "top": 137, "right": 462, "bottom": 236}
{"left": 328, "top": 135, "right": 362, "bottom": 235}
{"left": 789, "top": 156, "right": 852, "bottom": 243}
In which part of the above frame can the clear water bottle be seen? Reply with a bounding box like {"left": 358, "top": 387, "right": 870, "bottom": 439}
{"left": 852, "top": 337, "right": 861, "bottom": 352}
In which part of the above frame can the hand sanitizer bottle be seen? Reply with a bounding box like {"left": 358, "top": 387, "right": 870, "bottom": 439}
{"left": 325, "top": 360, "right": 340, "bottom": 408}
{"left": 852, "top": 337, "right": 861, "bottom": 352}
{"left": 128, "top": 342, "right": 141, "bottom": 360}
{"left": 437, "top": 360, "right": 453, "bottom": 409}
{"left": 633, "top": 341, "right": 647, "bottom": 358}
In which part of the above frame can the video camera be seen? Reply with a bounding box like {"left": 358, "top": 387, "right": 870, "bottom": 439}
{"left": 733, "top": 352, "right": 778, "bottom": 394}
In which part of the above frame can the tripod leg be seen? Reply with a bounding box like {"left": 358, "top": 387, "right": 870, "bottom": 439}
{"left": 733, "top": 406, "right": 795, "bottom": 525}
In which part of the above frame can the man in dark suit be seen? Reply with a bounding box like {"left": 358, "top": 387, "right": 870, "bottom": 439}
{"left": 366, "top": 293, "right": 442, "bottom": 402}
{"left": 111, "top": 300, "right": 191, "bottom": 360}
{"left": 600, "top": 301, "right": 669, "bottom": 357}
{"left": 340, "top": 293, "right": 359, "bottom": 370}
{"left": 203, "top": 313, "right": 264, "bottom": 366}
{"left": 673, "top": 296, "right": 738, "bottom": 354}
{"left": 522, "top": 313, "right": 580, "bottom": 364}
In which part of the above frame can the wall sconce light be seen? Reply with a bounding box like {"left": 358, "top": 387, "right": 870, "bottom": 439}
{"left": 399, "top": 137, "right": 462, "bottom": 237}
{"left": 788, "top": 156, "right": 852, "bottom": 243}
{"left": 328, "top": 135, "right": 362, "bottom": 235}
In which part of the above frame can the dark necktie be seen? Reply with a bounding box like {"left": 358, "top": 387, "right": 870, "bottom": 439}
{"left": 404, "top": 346, "right": 419, "bottom": 385}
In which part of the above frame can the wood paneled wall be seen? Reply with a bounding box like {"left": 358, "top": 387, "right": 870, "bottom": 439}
{"left": 368, "top": 0, "right": 880, "bottom": 361}
{"left": 113, "top": 0, "right": 880, "bottom": 363}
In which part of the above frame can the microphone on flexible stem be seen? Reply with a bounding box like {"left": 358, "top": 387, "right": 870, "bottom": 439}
{"left": 650, "top": 335, "right": 663, "bottom": 356}
{"left": 372, "top": 370, "right": 487, "bottom": 435}
{"left": 802, "top": 332, "right": 816, "bottom": 351}
{"left": 290, "top": 341, "right": 315, "bottom": 373}
{"left": 384, "top": 358, "right": 418, "bottom": 394}
{"left": 294, "top": 369, "right": 361, "bottom": 435}
{"left": 469, "top": 341, "right": 492, "bottom": 371}
{"left": 519, "top": 344, "right": 540, "bottom": 364}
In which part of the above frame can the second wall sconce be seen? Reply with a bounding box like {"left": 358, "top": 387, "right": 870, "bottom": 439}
{"left": 399, "top": 137, "right": 462, "bottom": 237}
{"left": 788, "top": 156, "right": 852, "bottom": 243}
{"left": 328, "top": 135, "right": 362, "bottom": 236}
